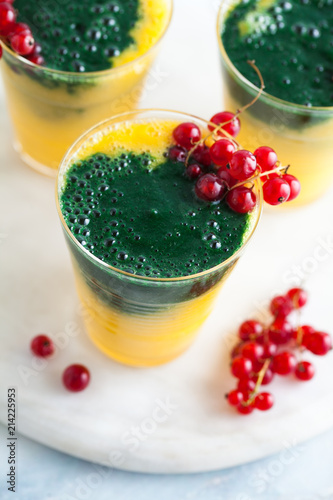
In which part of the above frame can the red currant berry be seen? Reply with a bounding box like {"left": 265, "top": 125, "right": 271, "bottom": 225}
{"left": 293, "top": 325, "right": 315, "bottom": 345}
{"left": 304, "top": 331, "right": 332, "bottom": 356}
{"left": 263, "top": 178, "right": 291, "bottom": 205}
{"left": 30, "top": 334, "right": 54, "bottom": 358}
{"left": 270, "top": 295, "right": 293, "bottom": 318}
{"left": 231, "top": 356, "right": 253, "bottom": 379}
{"left": 286, "top": 287, "right": 307, "bottom": 309}
{"left": 282, "top": 174, "right": 301, "bottom": 202}
{"left": 236, "top": 403, "right": 254, "bottom": 414}
{"left": 254, "top": 392, "right": 274, "bottom": 411}
{"left": 262, "top": 342, "right": 277, "bottom": 359}
{"left": 237, "top": 378, "right": 256, "bottom": 393}
{"left": 195, "top": 173, "right": 226, "bottom": 202}
{"left": 262, "top": 367, "right": 275, "bottom": 385}
{"left": 229, "top": 150, "right": 257, "bottom": 180}
{"left": 192, "top": 144, "right": 211, "bottom": 167}
{"left": 268, "top": 316, "right": 293, "bottom": 345}
{"left": 0, "top": 2, "right": 15, "bottom": 35}
{"left": 9, "top": 22, "right": 31, "bottom": 36}
{"left": 209, "top": 111, "right": 241, "bottom": 138}
{"left": 240, "top": 341, "right": 264, "bottom": 363}
{"left": 173, "top": 122, "right": 201, "bottom": 150}
{"left": 209, "top": 138, "right": 236, "bottom": 167}
{"left": 26, "top": 53, "right": 45, "bottom": 65}
{"left": 63, "top": 364, "right": 90, "bottom": 392}
{"left": 11, "top": 31, "right": 35, "bottom": 56}
{"left": 272, "top": 351, "right": 296, "bottom": 375}
{"left": 295, "top": 361, "right": 315, "bottom": 381}
{"left": 254, "top": 146, "right": 278, "bottom": 172}
{"left": 260, "top": 171, "right": 280, "bottom": 184}
{"left": 186, "top": 163, "right": 202, "bottom": 179}
{"left": 226, "top": 186, "right": 257, "bottom": 214}
{"left": 216, "top": 166, "right": 237, "bottom": 188}
{"left": 238, "top": 320, "right": 264, "bottom": 341}
{"left": 226, "top": 389, "right": 244, "bottom": 406}
{"left": 231, "top": 341, "right": 244, "bottom": 359}
{"left": 168, "top": 145, "right": 187, "bottom": 162}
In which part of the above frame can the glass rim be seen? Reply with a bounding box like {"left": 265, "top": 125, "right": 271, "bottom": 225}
{"left": 56, "top": 108, "right": 263, "bottom": 283}
{"left": 216, "top": 0, "right": 333, "bottom": 114}
{"left": 0, "top": 0, "right": 173, "bottom": 78}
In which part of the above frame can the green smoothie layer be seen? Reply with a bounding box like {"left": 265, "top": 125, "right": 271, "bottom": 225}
{"left": 222, "top": 0, "right": 333, "bottom": 107}
{"left": 15, "top": 0, "right": 140, "bottom": 72}
{"left": 60, "top": 151, "right": 253, "bottom": 278}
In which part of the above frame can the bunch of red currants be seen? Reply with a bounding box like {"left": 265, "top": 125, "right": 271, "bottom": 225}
{"left": 226, "top": 287, "right": 331, "bottom": 414}
{"left": 0, "top": 0, "right": 43, "bottom": 64}
{"left": 170, "top": 111, "right": 301, "bottom": 213}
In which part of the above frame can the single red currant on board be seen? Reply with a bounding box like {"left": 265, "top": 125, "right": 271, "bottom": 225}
{"left": 272, "top": 351, "right": 296, "bottom": 375}
{"left": 186, "top": 163, "right": 202, "bottom": 179}
{"left": 295, "top": 361, "right": 315, "bottom": 381}
{"left": 238, "top": 320, "right": 264, "bottom": 341}
{"left": 226, "top": 186, "right": 257, "bottom": 214}
{"left": 31, "top": 334, "right": 55, "bottom": 358}
{"left": 254, "top": 146, "right": 278, "bottom": 172}
{"left": 282, "top": 174, "right": 301, "bottom": 202}
{"left": 231, "top": 356, "right": 253, "bottom": 378}
{"left": 168, "top": 145, "right": 187, "bottom": 163}
{"left": 192, "top": 143, "right": 211, "bottom": 167}
{"left": 254, "top": 392, "right": 274, "bottom": 411}
{"left": 209, "top": 138, "right": 236, "bottom": 167}
{"left": 229, "top": 150, "right": 257, "bottom": 180}
{"left": 226, "top": 390, "right": 244, "bottom": 406}
{"left": 0, "top": 2, "right": 16, "bottom": 36}
{"left": 209, "top": 111, "right": 241, "bottom": 138}
{"left": 270, "top": 295, "right": 293, "bottom": 318}
{"left": 287, "top": 288, "right": 307, "bottom": 309}
{"left": 195, "top": 173, "right": 226, "bottom": 202}
{"left": 11, "top": 31, "right": 35, "bottom": 56}
{"left": 304, "top": 331, "right": 332, "bottom": 356}
{"left": 263, "top": 178, "right": 290, "bottom": 205}
{"left": 173, "top": 122, "right": 201, "bottom": 150}
{"left": 63, "top": 364, "right": 90, "bottom": 392}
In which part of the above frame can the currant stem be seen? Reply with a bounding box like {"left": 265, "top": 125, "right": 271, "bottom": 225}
{"left": 229, "top": 164, "right": 290, "bottom": 192}
{"left": 243, "top": 358, "right": 271, "bottom": 406}
{"left": 185, "top": 61, "right": 265, "bottom": 167}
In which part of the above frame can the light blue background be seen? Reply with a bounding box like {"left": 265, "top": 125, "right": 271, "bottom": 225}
{"left": 1, "top": 423, "right": 333, "bottom": 500}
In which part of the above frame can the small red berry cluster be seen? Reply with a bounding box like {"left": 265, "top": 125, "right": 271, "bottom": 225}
{"left": 227, "top": 288, "right": 332, "bottom": 414}
{"left": 30, "top": 334, "right": 90, "bottom": 392}
{"left": 0, "top": 1, "right": 44, "bottom": 64}
{"left": 169, "top": 111, "right": 301, "bottom": 213}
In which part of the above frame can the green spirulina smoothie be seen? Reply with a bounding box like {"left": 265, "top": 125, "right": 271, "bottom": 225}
{"left": 222, "top": 0, "right": 333, "bottom": 107}
{"left": 15, "top": 0, "right": 140, "bottom": 72}
{"left": 60, "top": 137, "right": 253, "bottom": 279}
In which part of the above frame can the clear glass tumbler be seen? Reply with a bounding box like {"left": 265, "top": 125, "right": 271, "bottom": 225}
{"left": 56, "top": 110, "right": 262, "bottom": 367}
{"left": 0, "top": 0, "right": 172, "bottom": 176}
{"left": 217, "top": 0, "right": 333, "bottom": 206}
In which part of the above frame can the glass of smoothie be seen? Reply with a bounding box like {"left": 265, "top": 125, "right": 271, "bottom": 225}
{"left": 0, "top": 0, "right": 172, "bottom": 175}
{"left": 217, "top": 0, "right": 333, "bottom": 206}
{"left": 56, "top": 109, "right": 262, "bottom": 367}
